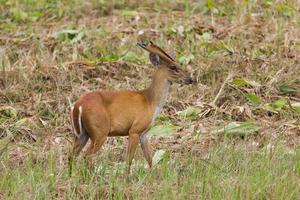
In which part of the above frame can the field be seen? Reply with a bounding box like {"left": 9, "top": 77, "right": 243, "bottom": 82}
{"left": 0, "top": 0, "right": 300, "bottom": 199}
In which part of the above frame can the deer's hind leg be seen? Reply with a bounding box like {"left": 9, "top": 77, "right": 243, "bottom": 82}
{"left": 72, "top": 129, "right": 89, "bottom": 156}
{"left": 82, "top": 106, "right": 110, "bottom": 158}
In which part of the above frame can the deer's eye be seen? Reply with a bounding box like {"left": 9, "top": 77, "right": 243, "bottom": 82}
{"left": 169, "top": 64, "right": 177, "bottom": 71}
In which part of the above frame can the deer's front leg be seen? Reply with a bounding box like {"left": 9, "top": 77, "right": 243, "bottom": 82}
{"left": 126, "top": 133, "right": 139, "bottom": 173}
{"left": 140, "top": 132, "right": 152, "bottom": 168}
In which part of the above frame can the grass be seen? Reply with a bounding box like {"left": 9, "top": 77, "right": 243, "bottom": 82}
{"left": 0, "top": 0, "right": 300, "bottom": 199}
{"left": 1, "top": 141, "right": 299, "bottom": 199}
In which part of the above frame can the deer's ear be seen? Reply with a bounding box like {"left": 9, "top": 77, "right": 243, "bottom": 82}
{"left": 149, "top": 52, "right": 160, "bottom": 65}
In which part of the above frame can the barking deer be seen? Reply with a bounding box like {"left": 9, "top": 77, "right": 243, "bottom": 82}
{"left": 70, "top": 41, "right": 193, "bottom": 171}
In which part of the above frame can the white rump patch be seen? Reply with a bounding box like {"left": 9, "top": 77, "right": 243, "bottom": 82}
{"left": 78, "top": 106, "right": 83, "bottom": 137}
{"left": 70, "top": 106, "right": 76, "bottom": 135}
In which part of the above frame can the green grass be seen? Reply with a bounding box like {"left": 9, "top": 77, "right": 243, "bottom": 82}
{"left": 1, "top": 142, "right": 299, "bottom": 199}
{"left": 1, "top": 0, "right": 300, "bottom": 199}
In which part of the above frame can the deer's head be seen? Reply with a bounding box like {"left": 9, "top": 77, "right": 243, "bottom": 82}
{"left": 138, "top": 41, "right": 193, "bottom": 85}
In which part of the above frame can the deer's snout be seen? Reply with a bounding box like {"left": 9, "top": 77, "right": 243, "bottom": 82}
{"left": 184, "top": 77, "right": 193, "bottom": 85}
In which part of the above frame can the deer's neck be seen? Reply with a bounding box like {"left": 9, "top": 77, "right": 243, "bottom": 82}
{"left": 143, "top": 68, "right": 170, "bottom": 123}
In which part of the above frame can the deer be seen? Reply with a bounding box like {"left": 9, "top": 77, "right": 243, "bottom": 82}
{"left": 69, "top": 41, "right": 193, "bottom": 172}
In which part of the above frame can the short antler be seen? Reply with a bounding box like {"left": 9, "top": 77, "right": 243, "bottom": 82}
{"left": 137, "top": 41, "right": 179, "bottom": 67}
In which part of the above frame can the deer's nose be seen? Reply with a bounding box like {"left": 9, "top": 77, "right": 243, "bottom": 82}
{"left": 186, "top": 77, "right": 193, "bottom": 84}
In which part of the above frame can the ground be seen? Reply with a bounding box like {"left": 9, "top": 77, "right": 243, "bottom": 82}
{"left": 0, "top": 0, "right": 300, "bottom": 199}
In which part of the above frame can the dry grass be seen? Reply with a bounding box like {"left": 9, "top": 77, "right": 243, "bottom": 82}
{"left": 0, "top": 0, "right": 300, "bottom": 199}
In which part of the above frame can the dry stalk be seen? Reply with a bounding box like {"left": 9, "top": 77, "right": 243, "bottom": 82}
{"left": 211, "top": 71, "right": 234, "bottom": 107}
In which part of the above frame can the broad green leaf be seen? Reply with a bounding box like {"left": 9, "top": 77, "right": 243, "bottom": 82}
{"left": 148, "top": 124, "right": 178, "bottom": 137}
{"left": 28, "top": 11, "right": 43, "bottom": 22}
{"left": 122, "top": 10, "right": 138, "bottom": 17}
{"left": 121, "top": 51, "right": 143, "bottom": 63}
{"left": 11, "top": 8, "right": 28, "bottom": 22}
{"left": 207, "top": 0, "right": 215, "bottom": 9}
{"left": 178, "top": 54, "right": 194, "bottom": 65}
{"left": 244, "top": 93, "right": 260, "bottom": 105}
{"left": 263, "top": 0, "right": 273, "bottom": 7}
{"left": 0, "top": 107, "right": 19, "bottom": 119}
{"left": 98, "top": 54, "right": 119, "bottom": 62}
{"left": 54, "top": 29, "right": 79, "bottom": 40}
{"left": 291, "top": 102, "right": 300, "bottom": 113}
{"left": 156, "top": 115, "right": 170, "bottom": 121}
{"left": 152, "top": 149, "right": 166, "bottom": 166}
{"left": 54, "top": 29, "right": 85, "bottom": 43}
{"left": 264, "top": 103, "right": 278, "bottom": 113}
{"left": 231, "top": 78, "right": 261, "bottom": 87}
{"left": 272, "top": 98, "right": 287, "bottom": 109}
{"left": 215, "top": 121, "right": 260, "bottom": 137}
{"left": 71, "top": 31, "right": 85, "bottom": 43}
{"left": 231, "top": 79, "right": 248, "bottom": 85}
{"left": 176, "top": 106, "right": 201, "bottom": 119}
{"left": 278, "top": 83, "right": 297, "bottom": 94}
{"left": 275, "top": 3, "right": 296, "bottom": 17}
{"left": 220, "top": 42, "right": 234, "bottom": 54}
{"left": 264, "top": 98, "right": 287, "bottom": 113}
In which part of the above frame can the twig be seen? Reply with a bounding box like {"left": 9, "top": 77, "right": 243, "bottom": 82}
{"left": 0, "top": 48, "right": 6, "bottom": 89}
{"left": 211, "top": 71, "right": 234, "bottom": 106}
{"left": 267, "top": 66, "right": 287, "bottom": 87}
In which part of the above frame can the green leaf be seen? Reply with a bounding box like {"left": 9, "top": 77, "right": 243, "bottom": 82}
{"left": 98, "top": 54, "right": 119, "bottom": 62}
{"left": 231, "top": 78, "right": 261, "bottom": 87}
{"left": 156, "top": 115, "right": 170, "bottom": 121}
{"left": 215, "top": 121, "right": 260, "bottom": 137}
{"left": 278, "top": 83, "right": 297, "bottom": 94}
{"left": 28, "top": 11, "right": 43, "bottom": 22}
{"left": 122, "top": 10, "right": 138, "bottom": 17}
{"left": 121, "top": 51, "right": 143, "bottom": 63}
{"left": 272, "top": 98, "right": 287, "bottom": 109}
{"left": 11, "top": 8, "right": 28, "bottom": 22}
{"left": 176, "top": 106, "right": 201, "bottom": 119}
{"left": 220, "top": 42, "right": 234, "bottom": 54}
{"left": 275, "top": 3, "right": 296, "bottom": 17}
{"left": 178, "top": 54, "right": 194, "bottom": 65}
{"left": 264, "top": 103, "right": 278, "bottom": 113}
{"left": 0, "top": 107, "right": 19, "bottom": 119}
{"left": 71, "top": 31, "right": 85, "bottom": 43}
{"left": 264, "top": 98, "right": 287, "bottom": 113}
{"left": 244, "top": 93, "right": 260, "bottom": 106}
{"left": 231, "top": 79, "right": 247, "bottom": 85}
{"left": 291, "top": 102, "right": 300, "bottom": 113}
{"left": 54, "top": 29, "right": 85, "bottom": 43}
{"left": 148, "top": 124, "right": 179, "bottom": 137}
{"left": 152, "top": 149, "right": 166, "bottom": 166}
{"left": 207, "top": 0, "right": 215, "bottom": 9}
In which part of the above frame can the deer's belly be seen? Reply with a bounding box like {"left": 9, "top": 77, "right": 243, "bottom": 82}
{"left": 108, "top": 118, "right": 131, "bottom": 136}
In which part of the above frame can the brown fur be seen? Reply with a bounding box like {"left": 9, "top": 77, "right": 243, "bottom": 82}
{"left": 70, "top": 42, "right": 192, "bottom": 171}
